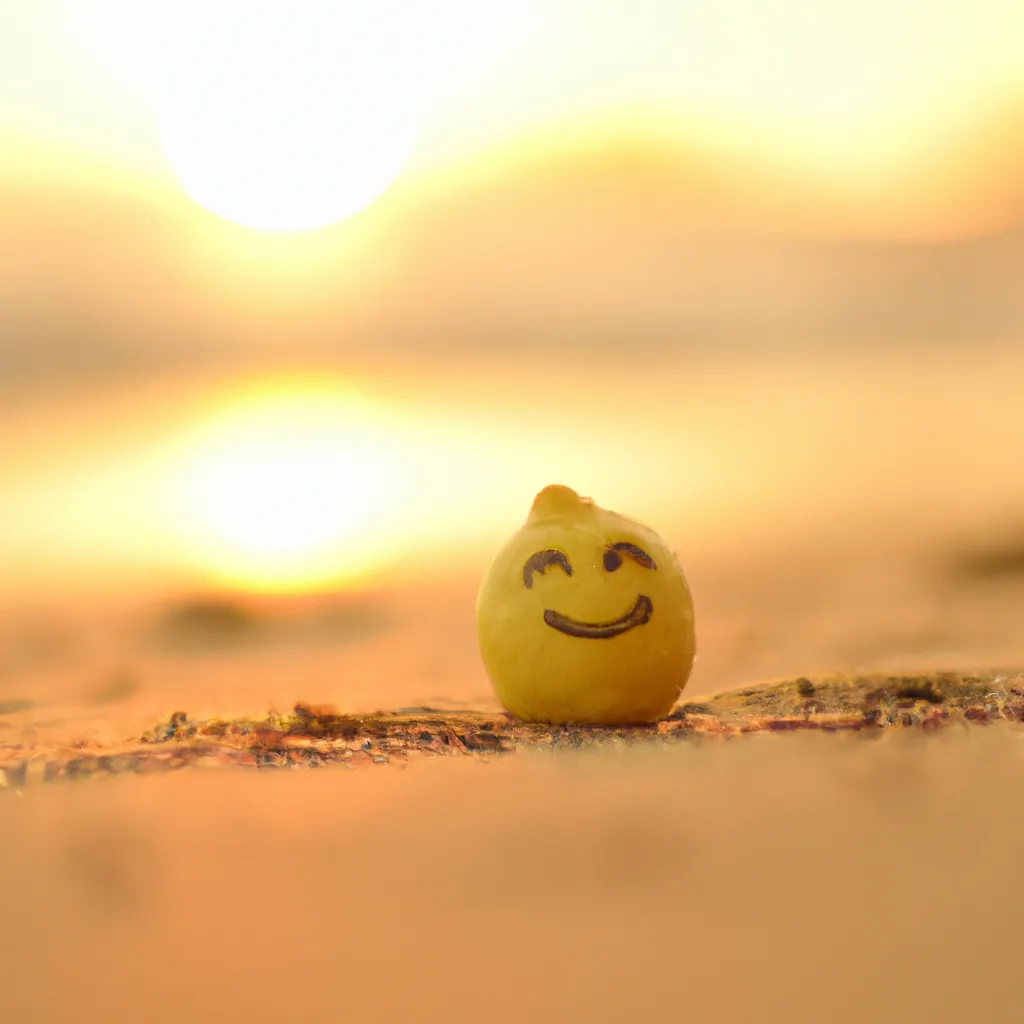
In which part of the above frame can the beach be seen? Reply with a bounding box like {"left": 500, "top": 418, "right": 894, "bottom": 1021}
{"left": 3, "top": 714, "right": 1024, "bottom": 1023}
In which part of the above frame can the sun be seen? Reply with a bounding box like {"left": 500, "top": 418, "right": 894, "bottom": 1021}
{"left": 158, "top": 91, "right": 420, "bottom": 234}
{"left": 151, "top": 5, "right": 430, "bottom": 232}
{"left": 170, "top": 377, "right": 406, "bottom": 593}
{"left": 60, "top": 0, "right": 532, "bottom": 232}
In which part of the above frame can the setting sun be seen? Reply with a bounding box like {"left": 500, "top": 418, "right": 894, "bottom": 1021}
{"left": 58, "top": 0, "right": 530, "bottom": 232}
{"left": 171, "top": 378, "right": 407, "bottom": 592}
{"left": 158, "top": 90, "right": 421, "bottom": 234}
{"left": 153, "top": 6, "right": 426, "bottom": 232}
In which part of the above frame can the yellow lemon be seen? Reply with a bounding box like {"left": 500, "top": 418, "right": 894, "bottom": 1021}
{"left": 476, "top": 484, "right": 696, "bottom": 724}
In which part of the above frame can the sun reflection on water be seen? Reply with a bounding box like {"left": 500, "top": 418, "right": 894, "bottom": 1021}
{"left": 168, "top": 375, "right": 408, "bottom": 593}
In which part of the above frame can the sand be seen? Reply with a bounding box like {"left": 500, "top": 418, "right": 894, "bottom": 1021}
{"left": 2, "top": 668, "right": 1022, "bottom": 786}
{"left": 2, "top": 709, "right": 1024, "bottom": 1023}
{"left": 2, "top": 670, "right": 1024, "bottom": 1024}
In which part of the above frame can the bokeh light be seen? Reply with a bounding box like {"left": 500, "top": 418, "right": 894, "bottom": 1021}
{"left": 169, "top": 377, "right": 408, "bottom": 591}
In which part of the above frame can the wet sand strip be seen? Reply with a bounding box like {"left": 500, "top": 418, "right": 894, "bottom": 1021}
{"left": 2, "top": 668, "right": 1022, "bottom": 788}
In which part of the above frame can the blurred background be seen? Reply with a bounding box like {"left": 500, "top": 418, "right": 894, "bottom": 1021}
{"left": 2, "top": 0, "right": 1024, "bottom": 741}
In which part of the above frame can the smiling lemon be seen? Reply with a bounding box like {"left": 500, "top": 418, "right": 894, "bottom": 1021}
{"left": 476, "top": 485, "right": 696, "bottom": 725}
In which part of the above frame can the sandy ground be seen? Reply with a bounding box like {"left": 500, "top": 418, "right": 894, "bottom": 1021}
{"left": 2, "top": 726, "right": 1024, "bottom": 1023}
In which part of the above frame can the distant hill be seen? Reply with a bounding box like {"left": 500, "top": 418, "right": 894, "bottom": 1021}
{"left": 2, "top": 139, "right": 1022, "bottom": 390}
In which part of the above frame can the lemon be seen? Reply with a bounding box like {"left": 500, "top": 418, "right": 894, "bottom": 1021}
{"left": 477, "top": 485, "right": 696, "bottom": 724}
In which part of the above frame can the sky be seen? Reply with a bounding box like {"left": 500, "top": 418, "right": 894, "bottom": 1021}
{"left": 2, "top": 0, "right": 1024, "bottom": 235}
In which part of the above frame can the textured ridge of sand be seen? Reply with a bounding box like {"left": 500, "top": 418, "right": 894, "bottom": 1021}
{"left": 2, "top": 668, "right": 1021, "bottom": 788}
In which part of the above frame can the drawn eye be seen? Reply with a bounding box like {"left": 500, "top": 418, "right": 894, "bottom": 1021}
{"left": 606, "top": 542, "right": 657, "bottom": 571}
{"left": 523, "top": 549, "right": 573, "bottom": 589}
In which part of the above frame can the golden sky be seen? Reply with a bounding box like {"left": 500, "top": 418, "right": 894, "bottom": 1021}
{"left": 3, "top": 0, "right": 1024, "bottom": 235}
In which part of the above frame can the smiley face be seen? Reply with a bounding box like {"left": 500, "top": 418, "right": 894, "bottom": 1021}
{"left": 523, "top": 543, "right": 655, "bottom": 638}
{"left": 476, "top": 484, "right": 696, "bottom": 725}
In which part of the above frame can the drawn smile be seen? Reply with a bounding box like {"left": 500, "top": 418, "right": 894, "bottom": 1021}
{"left": 543, "top": 595, "right": 653, "bottom": 639}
